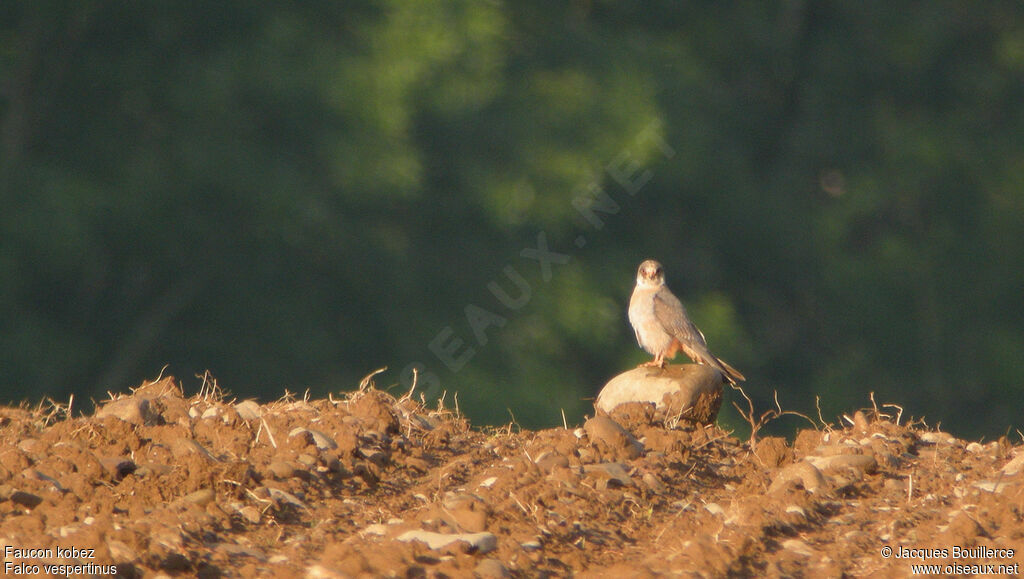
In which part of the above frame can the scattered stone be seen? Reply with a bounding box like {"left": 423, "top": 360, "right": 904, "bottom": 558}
{"left": 406, "top": 413, "right": 437, "bottom": 431}
{"left": 440, "top": 493, "right": 490, "bottom": 533}
{"left": 99, "top": 457, "right": 137, "bottom": 480}
{"left": 266, "top": 487, "right": 308, "bottom": 509}
{"left": 807, "top": 453, "right": 878, "bottom": 474}
{"left": 704, "top": 503, "right": 725, "bottom": 516}
{"left": 769, "top": 461, "right": 828, "bottom": 494}
{"left": 920, "top": 431, "right": 956, "bottom": 444}
{"left": 235, "top": 400, "right": 261, "bottom": 421}
{"left": 17, "top": 438, "right": 44, "bottom": 455}
{"left": 238, "top": 505, "right": 261, "bottom": 524}
{"left": 181, "top": 488, "right": 215, "bottom": 506}
{"left": 1002, "top": 452, "right": 1024, "bottom": 475}
{"left": 973, "top": 481, "right": 1008, "bottom": 494}
{"left": 642, "top": 472, "right": 667, "bottom": 494}
{"left": 170, "top": 438, "right": 218, "bottom": 462}
{"left": 306, "top": 565, "right": 347, "bottom": 579}
{"left": 782, "top": 538, "right": 816, "bottom": 557}
{"left": 106, "top": 539, "right": 137, "bottom": 562}
{"left": 95, "top": 397, "right": 158, "bottom": 426}
{"left": 396, "top": 530, "right": 497, "bottom": 554}
{"left": 308, "top": 429, "right": 339, "bottom": 450}
{"left": 134, "top": 463, "right": 173, "bottom": 478}
{"left": 403, "top": 456, "right": 429, "bottom": 473}
{"left": 357, "top": 447, "right": 388, "bottom": 467}
{"left": 883, "top": 478, "right": 907, "bottom": 493}
{"left": 475, "top": 558, "right": 510, "bottom": 578}
{"left": 22, "top": 468, "right": 64, "bottom": 492}
{"left": 267, "top": 461, "right": 297, "bottom": 479}
{"left": 9, "top": 490, "right": 44, "bottom": 508}
{"left": 583, "top": 462, "right": 634, "bottom": 489}
{"left": 297, "top": 454, "right": 318, "bottom": 469}
{"left": 584, "top": 416, "right": 643, "bottom": 460}
{"left": 361, "top": 523, "right": 389, "bottom": 537}
{"left": 218, "top": 543, "right": 267, "bottom": 561}
{"left": 535, "top": 451, "right": 570, "bottom": 473}
{"left": 289, "top": 427, "right": 338, "bottom": 450}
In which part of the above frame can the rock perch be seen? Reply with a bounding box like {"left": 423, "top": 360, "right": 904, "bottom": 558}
{"left": 595, "top": 363, "right": 724, "bottom": 424}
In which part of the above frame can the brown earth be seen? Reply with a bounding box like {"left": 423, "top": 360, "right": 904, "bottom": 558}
{"left": 1, "top": 374, "right": 1023, "bottom": 577}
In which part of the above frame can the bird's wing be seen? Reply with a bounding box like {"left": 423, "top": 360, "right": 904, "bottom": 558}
{"left": 652, "top": 287, "right": 708, "bottom": 349}
{"left": 653, "top": 286, "right": 746, "bottom": 383}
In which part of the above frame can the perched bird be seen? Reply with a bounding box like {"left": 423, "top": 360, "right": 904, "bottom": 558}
{"left": 628, "top": 259, "right": 745, "bottom": 384}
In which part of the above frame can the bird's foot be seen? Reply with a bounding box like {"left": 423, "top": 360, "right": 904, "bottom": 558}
{"left": 639, "top": 359, "right": 667, "bottom": 369}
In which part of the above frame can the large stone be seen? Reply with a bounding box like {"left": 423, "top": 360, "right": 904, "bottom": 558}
{"left": 594, "top": 364, "right": 724, "bottom": 424}
{"left": 396, "top": 530, "right": 497, "bottom": 554}
{"left": 94, "top": 376, "right": 186, "bottom": 426}
{"left": 768, "top": 461, "right": 828, "bottom": 494}
{"left": 95, "top": 397, "right": 159, "bottom": 426}
{"left": 234, "top": 400, "right": 262, "bottom": 421}
{"left": 583, "top": 416, "right": 643, "bottom": 460}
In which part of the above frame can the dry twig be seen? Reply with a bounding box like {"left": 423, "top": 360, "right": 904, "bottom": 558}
{"left": 730, "top": 385, "right": 816, "bottom": 449}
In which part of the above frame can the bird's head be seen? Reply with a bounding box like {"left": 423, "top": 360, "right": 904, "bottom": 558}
{"left": 636, "top": 259, "right": 666, "bottom": 288}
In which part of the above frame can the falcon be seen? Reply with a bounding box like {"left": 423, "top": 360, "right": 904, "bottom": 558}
{"left": 628, "top": 259, "right": 745, "bottom": 384}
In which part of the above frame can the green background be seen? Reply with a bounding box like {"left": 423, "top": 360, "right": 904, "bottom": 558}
{"left": 3, "top": 1, "right": 1023, "bottom": 438}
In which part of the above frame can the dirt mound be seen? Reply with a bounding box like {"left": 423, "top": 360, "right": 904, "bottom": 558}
{"left": 1, "top": 376, "right": 1022, "bottom": 577}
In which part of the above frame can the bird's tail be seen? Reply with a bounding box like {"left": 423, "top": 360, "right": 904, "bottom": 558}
{"left": 711, "top": 356, "right": 745, "bottom": 384}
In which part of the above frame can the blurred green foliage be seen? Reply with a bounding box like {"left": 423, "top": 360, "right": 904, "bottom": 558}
{"left": 1, "top": 1, "right": 1022, "bottom": 437}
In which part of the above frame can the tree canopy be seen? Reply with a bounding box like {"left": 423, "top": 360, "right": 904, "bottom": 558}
{"left": 2, "top": 1, "right": 1023, "bottom": 437}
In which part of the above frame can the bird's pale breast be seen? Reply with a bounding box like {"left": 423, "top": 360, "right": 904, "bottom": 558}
{"left": 629, "top": 286, "right": 675, "bottom": 355}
